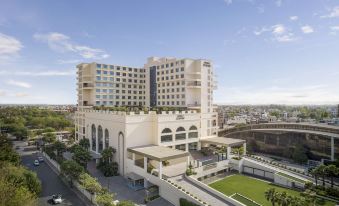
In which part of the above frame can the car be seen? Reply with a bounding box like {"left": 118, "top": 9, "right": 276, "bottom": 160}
{"left": 38, "top": 157, "right": 44, "bottom": 162}
{"left": 34, "top": 160, "right": 39, "bottom": 166}
{"left": 52, "top": 194, "right": 62, "bottom": 204}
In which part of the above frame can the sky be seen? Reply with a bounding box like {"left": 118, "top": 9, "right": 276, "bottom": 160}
{"left": 0, "top": 0, "right": 339, "bottom": 105}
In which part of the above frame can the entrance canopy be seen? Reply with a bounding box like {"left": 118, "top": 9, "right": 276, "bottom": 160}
{"left": 127, "top": 145, "right": 189, "bottom": 161}
{"left": 200, "top": 137, "right": 245, "bottom": 147}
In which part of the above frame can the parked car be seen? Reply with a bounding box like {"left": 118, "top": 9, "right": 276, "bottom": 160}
{"left": 34, "top": 160, "right": 39, "bottom": 166}
{"left": 38, "top": 157, "right": 44, "bottom": 162}
{"left": 52, "top": 194, "right": 62, "bottom": 204}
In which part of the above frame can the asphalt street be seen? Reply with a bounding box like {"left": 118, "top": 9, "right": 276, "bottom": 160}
{"left": 18, "top": 142, "right": 90, "bottom": 206}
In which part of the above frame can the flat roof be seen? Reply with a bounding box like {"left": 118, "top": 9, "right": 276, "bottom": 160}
{"left": 200, "top": 137, "right": 245, "bottom": 147}
{"left": 252, "top": 129, "right": 339, "bottom": 138}
{"left": 127, "top": 145, "right": 189, "bottom": 161}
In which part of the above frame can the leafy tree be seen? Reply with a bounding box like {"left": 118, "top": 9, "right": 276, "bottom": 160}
{"left": 60, "top": 160, "right": 84, "bottom": 185}
{"left": 53, "top": 141, "right": 66, "bottom": 157}
{"left": 0, "top": 178, "right": 37, "bottom": 206}
{"left": 97, "top": 147, "right": 119, "bottom": 177}
{"left": 101, "top": 147, "right": 116, "bottom": 164}
{"left": 78, "top": 173, "right": 102, "bottom": 194}
{"left": 79, "top": 138, "right": 90, "bottom": 150}
{"left": 292, "top": 144, "right": 308, "bottom": 164}
{"left": 72, "top": 145, "right": 92, "bottom": 168}
{"left": 0, "top": 134, "right": 20, "bottom": 165}
{"left": 310, "top": 168, "right": 320, "bottom": 186}
{"left": 42, "top": 132, "right": 56, "bottom": 143}
{"left": 95, "top": 189, "right": 114, "bottom": 206}
{"left": 301, "top": 189, "right": 317, "bottom": 206}
{"left": 316, "top": 165, "right": 327, "bottom": 187}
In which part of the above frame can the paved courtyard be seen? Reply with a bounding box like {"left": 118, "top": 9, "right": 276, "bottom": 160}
{"left": 87, "top": 161, "right": 173, "bottom": 206}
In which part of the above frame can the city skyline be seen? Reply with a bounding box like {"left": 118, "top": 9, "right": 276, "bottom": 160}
{"left": 1, "top": 0, "right": 339, "bottom": 105}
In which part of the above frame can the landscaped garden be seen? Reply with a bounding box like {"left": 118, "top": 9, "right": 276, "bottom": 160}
{"left": 209, "top": 174, "right": 336, "bottom": 206}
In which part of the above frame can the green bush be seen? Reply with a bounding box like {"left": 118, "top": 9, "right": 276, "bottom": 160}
{"left": 179, "top": 198, "right": 199, "bottom": 206}
{"left": 97, "top": 161, "right": 119, "bottom": 177}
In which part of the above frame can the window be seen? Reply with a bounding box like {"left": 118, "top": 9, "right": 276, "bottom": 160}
{"left": 189, "top": 126, "right": 198, "bottom": 138}
{"left": 161, "top": 128, "right": 172, "bottom": 142}
{"left": 98, "top": 126, "right": 103, "bottom": 152}
{"left": 91, "top": 124, "right": 96, "bottom": 151}
{"left": 104, "top": 129, "right": 109, "bottom": 149}
{"left": 175, "top": 127, "right": 186, "bottom": 140}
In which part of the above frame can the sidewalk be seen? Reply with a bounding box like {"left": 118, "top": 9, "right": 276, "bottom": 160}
{"left": 86, "top": 161, "right": 173, "bottom": 206}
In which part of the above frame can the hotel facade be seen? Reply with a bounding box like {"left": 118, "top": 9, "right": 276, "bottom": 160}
{"left": 75, "top": 57, "right": 248, "bottom": 205}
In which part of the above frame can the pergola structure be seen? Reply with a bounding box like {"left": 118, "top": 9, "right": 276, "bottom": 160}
{"left": 127, "top": 145, "right": 189, "bottom": 179}
{"left": 200, "top": 137, "right": 246, "bottom": 160}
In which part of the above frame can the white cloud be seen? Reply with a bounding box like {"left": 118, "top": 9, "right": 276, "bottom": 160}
{"left": 57, "top": 59, "right": 80, "bottom": 64}
{"left": 0, "top": 33, "right": 23, "bottom": 60}
{"left": 275, "top": 33, "right": 297, "bottom": 42}
{"left": 34, "top": 32, "right": 109, "bottom": 59}
{"left": 275, "top": 0, "right": 283, "bottom": 7}
{"left": 215, "top": 85, "right": 339, "bottom": 105}
{"left": 224, "top": 0, "right": 232, "bottom": 5}
{"left": 0, "top": 70, "right": 75, "bottom": 76}
{"left": 272, "top": 24, "right": 286, "bottom": 35}
{"left": 301, "top": 25, "right": 314, "bottom": 34}
{"left": 6, "top": 80, "right": 32, "bottom": 88}
{"left": 0, "top": 90, "right": 5, "bottom": 96}
{"left": 254, "top": 27, "right": 270, "bottom": 35}
{"left": 289, "top": 16, "right": 298, "bottom": 21}
{"left": 15, "top": 93, "right": 29, "bottom": 97}
{"left": 321, "top": 6, "right": 339, "bottom": 18}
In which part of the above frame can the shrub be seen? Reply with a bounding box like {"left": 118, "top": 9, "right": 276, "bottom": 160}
{"left": 179, "top": 198, "right": 199, "bottom": 206}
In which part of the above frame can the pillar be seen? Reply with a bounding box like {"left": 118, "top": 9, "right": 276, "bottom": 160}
{"left": 159, "top": 161, "right": 163, "bottom": 179}
{"left": 227, "top": 146, "right": 231, "bottom": 160}
{"left": 187, "top": 156, "right": 190, "bottom": 167}
{"left": 331, "top": 137, "right": 335, "bottom": 161}
{"left": 144, "top": 156, "right": 147, "bottom": 172}
{"left": 243, "top": 142, "right": 247, "bottom": 156}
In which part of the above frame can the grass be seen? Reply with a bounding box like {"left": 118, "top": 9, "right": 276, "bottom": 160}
{"left": 276, "top": 172, "right": 306, "bottom": 183}
{"left": 209, "top": 174, "right": 335, "bottom": 206}
{"left": 231, "top": 193, "right": 260, "bottom": 206}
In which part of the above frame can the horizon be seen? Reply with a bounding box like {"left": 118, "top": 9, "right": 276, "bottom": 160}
{"left": 1, "top": 0, "right": 339, "bottom": 105}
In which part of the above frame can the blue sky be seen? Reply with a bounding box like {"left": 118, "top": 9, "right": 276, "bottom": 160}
{"left": 0, "top": 0, "right": 339, "bottom": 105}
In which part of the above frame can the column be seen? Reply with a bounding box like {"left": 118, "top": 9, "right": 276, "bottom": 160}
{"left": 243, "top": 142, "right": 247, "bottom": 156}
{"left": 96, "top": 128, "right": 99, "bottom": 153}
{"left": 227, "top": 146, "right": 231, "bottom": 160}
{"left": 187, "top": 156, "right": 190, "bottom": 167}
{"left": 144, "top": 156, "right": 147, "bottom": 172}
{"left": 331, "top": 137, "right": 335, "bottom": 161}
{"left": 159, "top": 161, "right": 163, "bottom": 179}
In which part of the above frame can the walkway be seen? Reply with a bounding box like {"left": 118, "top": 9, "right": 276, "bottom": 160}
{"left": 86, "top": 161, "right": 173, "bottom": 206}
{"left": 169, "top": 175, "right": 235, "bottom": 206}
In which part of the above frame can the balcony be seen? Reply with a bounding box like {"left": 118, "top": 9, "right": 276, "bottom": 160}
{"left": 83, "top": 83, "right": 94, "bottom": 89}
{"left": 187, "top": 81, "right": 201, "bottom": 88}
{"left": 187, "top": 103, "right": 201, "bottom": 109}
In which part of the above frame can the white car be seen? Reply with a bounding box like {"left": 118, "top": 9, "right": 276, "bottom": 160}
{"left": 38, "top": 157, "right": 44, "bottom": 162}
{"left": 34, "top": 160, "right": 39, "bottom": 166}
{"left": 52, "top": 194, "right": 62, "bottom": 204}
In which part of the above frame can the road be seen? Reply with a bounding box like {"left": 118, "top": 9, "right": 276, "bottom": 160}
{"left": 17, "top": 141, "right": 90, "bottom": 206}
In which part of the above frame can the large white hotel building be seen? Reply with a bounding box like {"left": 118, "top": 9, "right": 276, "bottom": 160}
{"left": 74, "top": 57, "right": 247, "bottom": 205}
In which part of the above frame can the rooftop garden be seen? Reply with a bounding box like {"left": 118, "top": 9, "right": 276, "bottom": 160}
{"left": 92, "top": 106, "right": 199, "bottom": 114}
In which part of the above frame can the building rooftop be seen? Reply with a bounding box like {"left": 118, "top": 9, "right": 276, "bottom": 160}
{"left": 127, "top": 145, "right": 189, "bottom": 161}
{"left": 200, "top": 137, "right": 245, "bottom": 147}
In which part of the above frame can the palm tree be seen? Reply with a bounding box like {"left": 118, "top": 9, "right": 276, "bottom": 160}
{"left": 316, "top": 165, "right": 327, "bottom": 187}
{"left": 265, "top": 188, "right": 278, "bottom": 206}
{"left": 325, "top": 164, "right": 339, "bottom": 188}
{"left": 302, "top": 189, "right": 317, "bottom": 206}
{"left": 309, "top": 168, "right": 319, "bottom": 186}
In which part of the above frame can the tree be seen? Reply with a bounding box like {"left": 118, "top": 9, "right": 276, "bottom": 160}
{"left": 276, "top": 192, "right": 291, "bottom": 206}
{"left": 78, "top": 173, "right": 102, "bottom": 194}
{"left": 292, "top": 144, "right": 308, "bottom": 164}
{"left": 325, "top": 164, "right": 339, "bottom": 188}
{"left": 265, "top": 188, "right": 278, "bottom": 206}
{"left": 95, "top": 189, "right": 114, "bottom": 206}
{"left": 101, "top": 147, "right": 116, "bottom": 164}
{"left": 42, "top": 132, "right": 56, "bottom": 143}
{"left": 53, "top": 141, "right": 66, "bottom": 157}
{"left": 301, "top": 189, "right": 317, "bottom": 206}
{"left": 232, "top": 147, "right": 243, "bottom": 159}
{"left": 60, "top": 160, "right": 84, "bottom": 186}
{"left": 315, "top": 165, "right": 327, "bottom": 187}
{"left": 0, "top": 134, "right": 21, "bottom": 166}
{"left": 79, "top": 138, "right": 90, "bottom": 151}
{"left": 72, "top": 145, "right": 92, "bottom": 168}
{"left": 310, "top": 168, "right": 320, "bottom": 186}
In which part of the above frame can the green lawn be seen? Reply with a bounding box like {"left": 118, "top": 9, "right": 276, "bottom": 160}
{"left": 231, "top": 193, "right": 261, "bottom": 206}
{"left": 276, "top": 172, "right": 307, "bottom": 183}
{"left": 209, "top": 174, "right": 335, "bottom": 206}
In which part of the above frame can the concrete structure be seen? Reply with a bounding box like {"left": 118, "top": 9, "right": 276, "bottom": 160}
{"left": 74, "top": 57, "right": 245, "bottom": 205}
{"left": 220, "top": 123, "right": 339, "bottom": 161}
